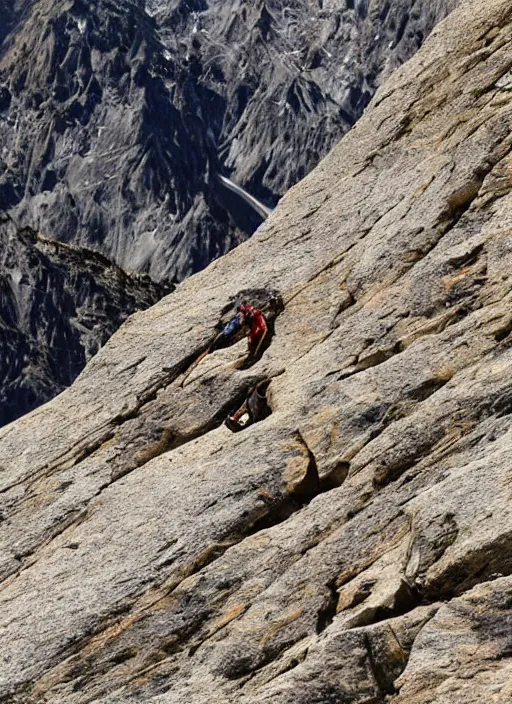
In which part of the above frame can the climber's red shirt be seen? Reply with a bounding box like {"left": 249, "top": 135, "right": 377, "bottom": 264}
{"left": 248, "top": 309, "right": 267, "bottom": 345}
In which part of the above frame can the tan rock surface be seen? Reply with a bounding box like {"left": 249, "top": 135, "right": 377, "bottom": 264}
{"left": 1, "top": 0, "right": 512, "bottom": 702}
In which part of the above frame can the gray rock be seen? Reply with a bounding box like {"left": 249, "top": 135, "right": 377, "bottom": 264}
{"left": 0, "top": 0, "right": 457, "bottom": 281}
{"left": 0, "top": 213, "right": 171, "bottom": 426}
{"left": 1, "top": 0, "right": 511, "bottom": 702}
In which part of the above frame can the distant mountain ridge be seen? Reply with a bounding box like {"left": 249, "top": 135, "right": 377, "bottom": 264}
{"left": 0, "top": 0, "right": 458, "bottom": 281}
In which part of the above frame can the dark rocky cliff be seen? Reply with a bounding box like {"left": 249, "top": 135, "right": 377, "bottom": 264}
{"left": 0, "top": 0, "right": 458, "bottom": 281}
{"left": 0, "top": 214, "right": 170, "bottom": 426}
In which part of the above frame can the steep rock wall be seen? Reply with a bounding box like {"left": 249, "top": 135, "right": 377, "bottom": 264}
{"left": 0, "top": 0, "right": 511, "bottom": 702}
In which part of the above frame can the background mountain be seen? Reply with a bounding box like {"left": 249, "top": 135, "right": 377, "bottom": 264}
{"left": 0, "top": 0, "right": 511, "bottom": 701}
{"left": 0, "top": 213, "right": 170, "bottom": 426}
{"left": 0, "top": 0, "right": 458, "bottom": 282}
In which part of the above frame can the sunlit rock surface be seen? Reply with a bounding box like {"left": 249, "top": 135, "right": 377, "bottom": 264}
{"left": 1, "top": 0, "right": 511, "bottom": 702}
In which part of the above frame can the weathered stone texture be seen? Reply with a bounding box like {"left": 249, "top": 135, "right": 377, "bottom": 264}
{"left": 0, "top": 0, "right": 511, "bottom": 702}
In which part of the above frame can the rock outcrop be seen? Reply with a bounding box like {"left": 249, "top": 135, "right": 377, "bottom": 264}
{"left": 0, "top": 1, "right": 458, "bottom": 427}
{"left": 0, "top": 214, "right": 170, "bottom": 427}
{"left": 0, "top": 0, "right": 457, "bottom": 280}
{"left": 1, "top": 0, "right": 511, "bottom": 702}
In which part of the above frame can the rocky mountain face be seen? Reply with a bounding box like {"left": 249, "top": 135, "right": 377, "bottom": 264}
{"left": 0, "top": 214, "right": 170, "bottom": 427}
{"left": 1, "top": 0, "right": 511, "bottom": 701}
{"left": 0, "top": 0, "right": 458, "bottom": 426}
{"left": 0, "top": 0, "right": 458, "bottom": 281}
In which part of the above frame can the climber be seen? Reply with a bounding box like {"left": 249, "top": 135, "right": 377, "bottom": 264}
{"left": 225, "top": 379, "right": 271, "bottom": 432}
{"left": 239, "top": 303, "right": 268, "bottom": 361}
{"left": 179, "top": 303, "right": 268, "bottom": 387}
